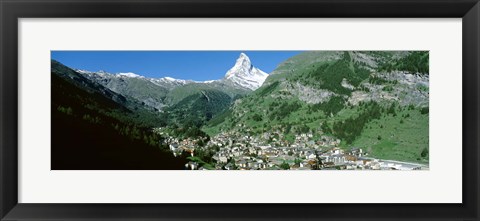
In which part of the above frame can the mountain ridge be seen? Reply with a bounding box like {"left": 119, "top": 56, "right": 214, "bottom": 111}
{"left": 74, "top": 53, "right": 269, "bottom": 109}
{"left": 75, "top": 53, "right": 268, "bottom": 91}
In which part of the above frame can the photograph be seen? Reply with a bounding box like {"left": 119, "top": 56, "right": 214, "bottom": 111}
{"left": 51, "top": 51, "right": 429, "bottom": 170}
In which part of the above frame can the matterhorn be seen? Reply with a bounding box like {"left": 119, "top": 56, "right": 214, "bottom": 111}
{"left": 222, "top": 53, "right": 268, "bottom": 90}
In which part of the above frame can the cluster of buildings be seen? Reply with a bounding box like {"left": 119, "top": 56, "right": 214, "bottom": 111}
{"left": 154, "top": 127, "right": 426, "bottom": 170}
{"left": 153, "top": 127, "right": 204, "bottom": 157}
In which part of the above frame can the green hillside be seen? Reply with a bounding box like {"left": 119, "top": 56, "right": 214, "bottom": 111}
{"left": 203, "top": 51, "right": 429, "bottom": 163}
{"left": 165, "top": 81, "right": 248, "bottom": 105}
{"left": 165, "top": 89, "right": 233, "bottom": 127}
{"left": 104, "top": 77, "right": 169, "bottom": 111}
{"left": 51, "top": 60, "right": 187, "bottom": 169}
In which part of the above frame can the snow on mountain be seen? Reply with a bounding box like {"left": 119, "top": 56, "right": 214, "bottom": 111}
{"left": 160, "top": 76, "right": 194, "bottom": 84}
{"left": 75, "top": 70, "right": 113, "bottom": 80}
{"left": 117, "top": 72, "right": 143, "bottom": 78}
{"left": 75, "top": 69, "right": 141, "bottom": 78}
{"left": 150, "top": 76, "right": 215, "bottom": 86}
{"left": 75, "top": 69, "right": 94, "bottom": 74}
{"left": 74, "top": 52, "right": 267, "bottom": 92}
{"left": 148, "top": 77, "right": 194, "bottom": 89}
{"left": 204, "top": 80, "right": 218, "bottom": 83}
{"left": 223, "top": 53, "right": 268, "bottom": 90}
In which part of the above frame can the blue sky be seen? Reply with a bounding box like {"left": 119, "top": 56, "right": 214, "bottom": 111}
{"left": 51, "top": 51, "right": 301, "bottom": 81}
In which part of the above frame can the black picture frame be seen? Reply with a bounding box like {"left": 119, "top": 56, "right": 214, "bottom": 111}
{"left": 1, "top": 0, "right": 479, "bottom": 220}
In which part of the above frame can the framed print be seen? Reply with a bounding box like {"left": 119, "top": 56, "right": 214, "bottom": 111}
{"left": 1, "top": 0, "right": 479, "bottom": 220}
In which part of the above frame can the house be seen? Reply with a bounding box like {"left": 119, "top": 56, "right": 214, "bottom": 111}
{"left": 332, "top": 148, "right": 343, "bottom": 155}
{"left": 259, "top": 163, "right": 267, "bottom": 169}
{"left": 290, "top": 164, "right": 301, "bottom": 170}
{"left": 331, "top": 154, "right": 346, "bottom": 164}
{"left": 350, "top": 147, "right": 363, "bottom": 157}
{"left": 345, "top": 155, "right": 357, "bottom": 162}
{"left": 345, "top": 163, "right": 357, "bottom": 170}
{"left": 236, "top": 160, "right": 247, "bottom": 168}
{"left": 370, "top": 163, "right": 381, "bottom": 170}
{"left": 218, "top": 156, "right": 228, "bottom": 163}
{"left": 169, "top": 143, "right": 178, "bottom": 151}
{"left": 185, "top": 162, "right": 198, "bottom": 170}
{"left": 323, "top": 162, "right": 335, "bottom": 168}
{"left": 248, "top": 162, "right": 259, "bottom": 169}
{"left": 224, "top": 163, "right": 234, "bottom": 170}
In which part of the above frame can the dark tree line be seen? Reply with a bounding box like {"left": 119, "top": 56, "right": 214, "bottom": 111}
{"left": 269, "top": 101, "right": 302, "bottom": 120}
{"left": 332, "top": 101, "right": 382, "bottom": 144}
{"left": 379, "top": 51, "right": 429, "bottom": 74}
{"left": 296, "top": 52, "right": 370, "bottom": 96}
{"left": 310, "top": 96, "right": 346, "bottom": 116}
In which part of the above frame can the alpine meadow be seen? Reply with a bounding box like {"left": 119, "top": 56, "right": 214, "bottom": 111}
{"left": 51, "top": 51, "right": 429, "bottom": 170}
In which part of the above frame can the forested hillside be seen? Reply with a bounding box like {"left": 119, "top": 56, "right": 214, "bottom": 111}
{"left": 51, "top": 60, "right": 187, "bottom": 169}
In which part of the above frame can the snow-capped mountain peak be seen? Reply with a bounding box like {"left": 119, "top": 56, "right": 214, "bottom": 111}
{"left": 223, "top": 53, "right": 268, "bottom": 90}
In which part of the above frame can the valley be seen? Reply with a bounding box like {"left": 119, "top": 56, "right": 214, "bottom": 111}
{"left": 51, "top": 51, "right": 429, "bottom": 170}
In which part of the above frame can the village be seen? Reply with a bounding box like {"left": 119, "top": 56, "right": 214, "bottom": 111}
{"left": 153, "top": 127, "right": 427, "bottom": 171}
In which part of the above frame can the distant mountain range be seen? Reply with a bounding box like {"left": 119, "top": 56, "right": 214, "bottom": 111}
{"left": 75, "top": 53, "right": 268, "bottom": 110}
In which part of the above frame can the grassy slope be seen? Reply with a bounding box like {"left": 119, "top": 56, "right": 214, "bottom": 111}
{"left": 351, "top": 108, "right": 429, "bottom": 163}
{"left": 166, "top": 82, "right": 248, "bottom": 105}
{"left": 107, "top": 77, "right": 169, "bottom": 104}
{"left": 165, "top": 89, "right": 232, "bottom": 126}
